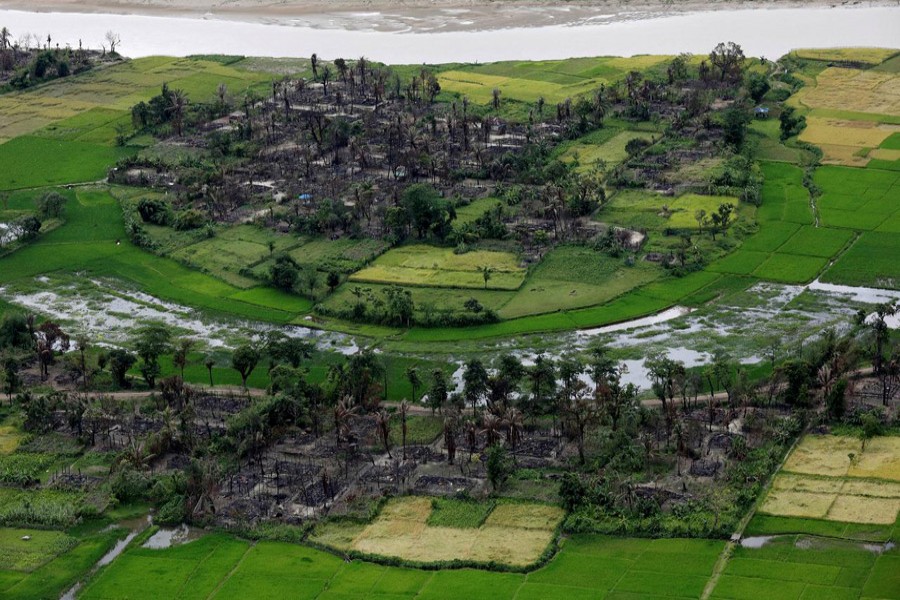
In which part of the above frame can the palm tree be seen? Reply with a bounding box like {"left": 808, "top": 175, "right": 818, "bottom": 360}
{"left": 204, "top": 356, "right": 215, "bottom": 386}
{"left": 481, "top": 413, "right": 503, "bottom": 447}
{"left": 333, "top": 398, "right": 358, "bottom": 446}
{"left": 443, "top": 411, "right": 459, "bottom": 465}
{"left": 167, "top": 89, "right": 188, "bottom": 136}
{"left": 374, "top": 409, "right": 392, "bottom": 458}
{"left": 173, "top": 338, "right": 195, "bottom": 379}
{"left": 216, "top": 83, "right": 228, "bottom": 108}
{"left": 480, "top": 266, "right": 493, "bottom": 289}
{"left": 406, "top": 366, "right": 421, "bottom": 402}
{"left": 320, "top": 65, "right": 332, "bottom": 96}
{"left": 399, "top": 400, "right": 410, "bottom": 459}
{"left": 503, "top": 407, "right": 524, "bottom": 450}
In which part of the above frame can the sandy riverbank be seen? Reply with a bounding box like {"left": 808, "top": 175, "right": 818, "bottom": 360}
{"left": 2, "top": 0, "right": 895, "bottom": 32}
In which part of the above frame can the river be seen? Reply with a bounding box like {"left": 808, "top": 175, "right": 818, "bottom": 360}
{"left": 0, "top": 6, "right": 898, "bottom": 62}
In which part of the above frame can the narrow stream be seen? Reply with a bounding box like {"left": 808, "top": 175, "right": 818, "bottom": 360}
{"left": 60, "top": 516, "right": 151, "bottom": 600}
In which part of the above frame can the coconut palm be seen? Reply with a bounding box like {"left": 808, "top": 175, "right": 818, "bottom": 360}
{"left": 399, "top": 400, "right": 409, "bottom": 459}
{"left": 374, "top": 409, "right": 392, "bottom": 458}
{"left": 167, "top": 89, "right": 188, "bottom": 136}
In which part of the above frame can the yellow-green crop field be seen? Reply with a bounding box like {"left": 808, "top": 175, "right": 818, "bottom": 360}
{"left": 438, "top": 55, "right": 673, "bottom": 104}
{"left": 794, "top": 48, "right": 899, "bottom": 65}
{"left": 350, "top": 244, "right": 526, "bottom": 290}
{"left": 561, "top": 130, "right": 657, "bottom": 169}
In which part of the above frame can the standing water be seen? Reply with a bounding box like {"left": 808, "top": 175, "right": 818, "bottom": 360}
{"left": 0, "top": 7, "right": 898, "bottom": 62}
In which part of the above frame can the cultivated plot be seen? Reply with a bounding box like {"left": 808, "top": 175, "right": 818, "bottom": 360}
{"left": 313, "top": 496, "right": 564, "bottom": 567}
{"left": 759, "top": 435, "right": 900, "bottom": 525}
{"left": 350, "top": 245, "right": 526, "bottom": 291}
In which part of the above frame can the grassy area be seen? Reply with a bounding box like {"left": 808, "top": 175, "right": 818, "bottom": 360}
{"left": 388, "top": 415, "right": 443, "bottom": 446}
{"left": 171, "top": 225, "right": 301, "bottom": 289}
{"left": 499, "top": 245, "right": 660, "bottom": 319}
{"left": 0, "top": 137, "right": 135, "bottom": 191}
{"left": 560, "top": 129, "right": 657, "bottom": 169}
{"left": 0, "top": 187, "right": 311, "bottom": 324}
{"left": 0, "top": 526, "right": 125, "bottom": 600}
{"left": 350, "top": 244, "right": 526, "bottom": 291}
{"left": 81, "top": 530, "right": 726, "bottom": 599}
{"left": 0, "top": 528, "right": 77, "bottom": 572}
{"left": 425, "top": 498, "right": 496, "bottom": 529}
{"left": 710, "top": 534, "right": 900, "bottom": 600}
{"left": 439, "top": 55, "right": 674, "bottom": 105}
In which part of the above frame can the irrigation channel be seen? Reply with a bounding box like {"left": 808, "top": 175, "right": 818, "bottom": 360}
{"left": 2, "top": 276, "right": 897, "bottom": 392}
{"left": 0, "top": 6, "right": 899, "bottom": 62}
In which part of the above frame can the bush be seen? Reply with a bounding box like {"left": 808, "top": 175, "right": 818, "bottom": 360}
{"left": 137, "top": 197, "right": 171, "bottom": 225}
{"left": 173, "top": 209, "right": 207, "bottom": 230}
{"left": 0, "top": 453, "right": 55, "bottom": 485}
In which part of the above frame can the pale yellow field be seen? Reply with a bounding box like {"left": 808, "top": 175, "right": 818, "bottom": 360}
{"left": 799, "top": 118, "right": 895, "bottom": 148}
{"left": 826, "top": 495, "right": 900, "bottom": 524}
{"left": 870, "top": 148, "right": 900, "bottom": 161}
{"left": 842, "top": 478, "right": 900, "bottom": 498}
{"left": 848, "top": 436, "right": 900, "bottom": 481}
{"left": 794, "top": 48, "right": 899, "bottom": 66}
{"left": 759, "top": 489, "right": 834, "bottom": 519}
{"left": 782, "top": 435, "right": 861, "bottom": 478}
{"left": 314, "top": 496, "right": 563, "bottom": 566}
{"left": 770, "top": 473, "right": 843, "bottom": 494}
{"left": 798, "top": 118, "right": 900, "bottom": 166}
{"left": 762, "top": 435, "right": 900, "bottom": 525}
{"left": 793, "top": 67, "right": 900, "bottom": 117}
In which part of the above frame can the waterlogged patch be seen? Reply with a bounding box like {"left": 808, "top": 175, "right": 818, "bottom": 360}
{"left": 0, "top": 275, "right": 357, "bottom": 354}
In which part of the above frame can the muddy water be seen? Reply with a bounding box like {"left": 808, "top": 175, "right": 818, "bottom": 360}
{"left": 0, "top": 276, "right": 358, "bottom": 354}
{"left": 142, "top": 524, "right": 204, "bottom": 549}
{"left": 0, "top": 7, "right": 898, "bottom": 62}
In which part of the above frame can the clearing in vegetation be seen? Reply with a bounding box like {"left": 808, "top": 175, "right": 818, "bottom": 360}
{"left": 312, "top": 496, "right": 564, "bottom": 567}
